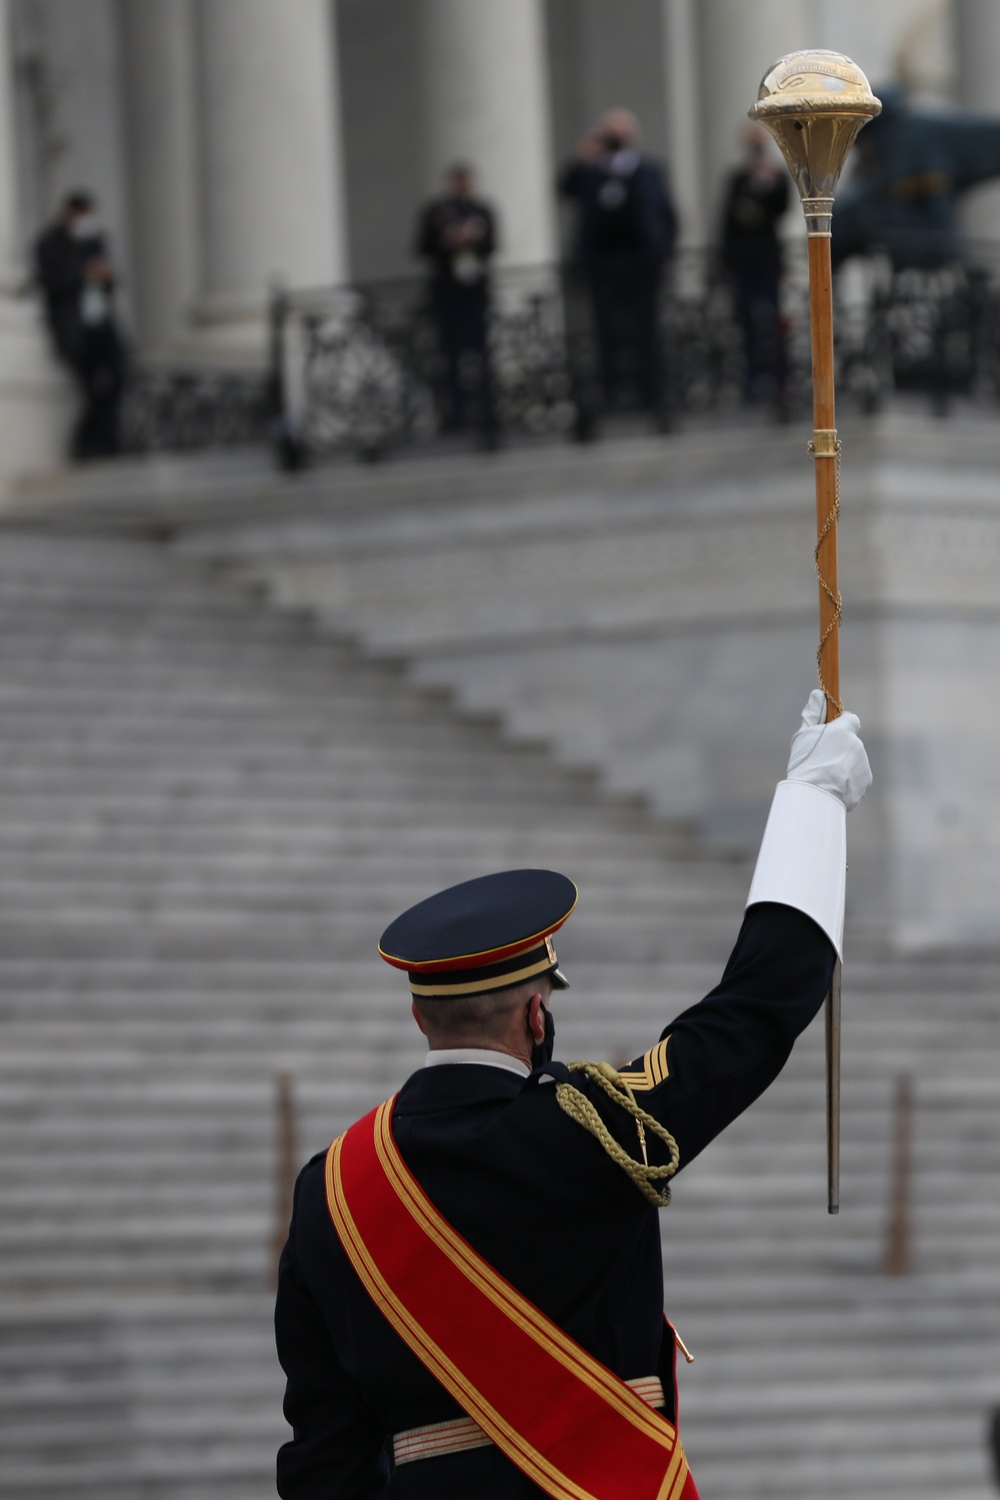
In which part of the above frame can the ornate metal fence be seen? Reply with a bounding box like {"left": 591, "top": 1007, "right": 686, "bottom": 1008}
{"left": 270, "top": 257, "right": 769, "bottom": 464}
{"left": 836, "top": 255, "right": 1000, "bottom": 413}
{"left": 119, "top": 243, "right": 1000, "bottom": 462}
{"left": 120, "top": 365, "right": 273, "bottom": 455}
{"left": 270, "top": 268, "right": 581, "bottom": 463}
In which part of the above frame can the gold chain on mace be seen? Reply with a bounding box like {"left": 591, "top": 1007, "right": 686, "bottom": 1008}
{"left": 807, "top": 432, "right": 844, "bottom": 716}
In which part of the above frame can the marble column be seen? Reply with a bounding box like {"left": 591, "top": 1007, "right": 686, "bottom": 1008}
{"left": 419, "top": 0, "right": 555, "bottom": 266}
{"left": 954, "top": 0, "right": 1000, "bottom": 241}
{"left": 0, "top": 0, "right": 71, "bottom": 483}
{"left": 0, "top": 0, "right": 22, "bottom": 289}
{"left": 695, "top": 0, "right": 809, "bottom": 227}
{"left": 118, "top": 0, "right": 199, "bottom": 356}
{"left": 194, "top": 0, "right": 347, "bottom": 348}
{"left": 661, "top": 0, "right": 705, "bottom": 248}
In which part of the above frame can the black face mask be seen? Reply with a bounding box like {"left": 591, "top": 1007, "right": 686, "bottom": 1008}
{"left": 530, "top": 1003, "right": 556, "bottom": 1071}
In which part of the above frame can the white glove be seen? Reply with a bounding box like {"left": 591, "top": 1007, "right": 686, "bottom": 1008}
{"left": 786, "top": 689, "right": 872, "bottom": 811}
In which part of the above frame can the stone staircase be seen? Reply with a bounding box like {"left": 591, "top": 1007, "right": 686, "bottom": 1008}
{"left": 0, "top": 524, "right": 739, "bottom": 1498}
{"left": 0, "top": 456, "right": 998, "bottom": 1500}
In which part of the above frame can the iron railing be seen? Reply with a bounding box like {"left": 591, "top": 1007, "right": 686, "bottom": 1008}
{"left": 120, "top": 364, "right": 273, "bottom": 455}
{"left": 119, "top": 242, "right": 1000, "bottom": 462}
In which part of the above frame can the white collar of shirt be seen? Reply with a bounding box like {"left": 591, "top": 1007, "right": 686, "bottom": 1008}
{"left": 423, "top": 1047, "right": 530, "bottom": 1078}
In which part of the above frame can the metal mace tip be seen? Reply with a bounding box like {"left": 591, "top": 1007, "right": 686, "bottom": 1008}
{"left": 750, "top": 51, "right": 881, "bottom": 234}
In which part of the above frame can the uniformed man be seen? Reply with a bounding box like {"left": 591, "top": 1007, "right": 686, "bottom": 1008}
{"left": 275, "top": 692, "right": 871, "bottom": 1498}
{"left": 720, "top": 123, "right": 791, "bottom": 413}
{"left": 34, "top": 190, "right": 126, "bottom": 460}
{"left": 415, "top": 164, "right": 499, "bottom": 443}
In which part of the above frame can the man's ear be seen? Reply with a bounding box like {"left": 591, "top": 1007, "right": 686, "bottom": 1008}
{"left": 411, "top": 1000, "right": 426, "bottom": 1036}
{"left": 527, "top": 992, "right": 547, "bottom": 1043}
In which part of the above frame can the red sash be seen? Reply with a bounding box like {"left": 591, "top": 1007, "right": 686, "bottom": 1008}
{"left": 326, "top": 1097, "right": 699, "bottom": 1500}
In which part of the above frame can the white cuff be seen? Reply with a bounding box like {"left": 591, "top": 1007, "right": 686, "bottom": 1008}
{"left": 746, "top": 780, "right": 846, "bottom": 959}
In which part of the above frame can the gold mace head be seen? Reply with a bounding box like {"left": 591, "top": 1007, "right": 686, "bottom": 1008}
{"left": 749, "top": 51, "right": 881, "bottom": 234}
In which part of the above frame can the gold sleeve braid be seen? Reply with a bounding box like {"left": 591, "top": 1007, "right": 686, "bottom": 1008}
{"left": 554, "top": 1061, "right": 680, "bottom": 1207}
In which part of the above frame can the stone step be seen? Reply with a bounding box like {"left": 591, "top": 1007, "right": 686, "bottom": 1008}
{"left": 0, "top": 691, "right": 525, "bottom": 731}
{"left": 0, "top": 1383, "right": 988, "bottom": 1443}
{"left": 0, "top": 708, "right": 530, "bottom": 748}
{"left": 0, "top": 627, "right": 339, "bottom": 652}
{"left": 0, "top": 822, "right": 716, "bottom": 867}
{"left": 0, "top": 775, "right": 620, "bottom": 811}
{"left": 0, "top": 882, "right": 744, "bottom": 925}
{"left": 2, "top": 1139, "right": 996, "bottom": 1200}
{"left": 0, "top": 855, "right": 728, "bottom": 898}
{"left": 0, "top": 738, "right": 580, "bottom": 774}
{"left": 0, "top": 1110, "right": 989, "bottom": 1178}
{"left": 0, "top": 776, "right": 635, "bottom": 814}
{"left": 0, "top": 1290, "right": 994, "bottom": 1368}
{"left": 4, "top": 1011, "right": 996, "bottom": 1063}
{"left": 0, "top": 1159, "right": 984, "bottom": 1223}
{"left": 1, "top": 1219, "right": 995, "bottom": 1280}
{"left": 2, "top": 1183, "right": 997, "bottom": 1249}
{"left": 0, "top": 966, "right": 993, "bottom": 1012}
{"left": 0, "top": 618, "right": 370, "bottom": 648}
{"left": 0, "top": 1380, "right": 993, "bottom": 1493}
{"left": 0, "top": 685, "right": 536, "bottom": 723}
{"left": 0, "top": 788, "right": 655, "bottom": 825}
{"left": 0, "top": 1458, "right": 279, "bottom": 1500}
{"left": 0, "top": 931, "right": 740, "bottom": 966}
{"left": 671, "top": 1266, "right": 1000, "bottom": 1312}
{"left": 0, "top": 976, "right": 983, "bottom": 1017}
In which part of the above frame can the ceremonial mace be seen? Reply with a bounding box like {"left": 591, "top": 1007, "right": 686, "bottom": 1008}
{"left": 749, "top": 53, "right": 880, "bottom": 1214}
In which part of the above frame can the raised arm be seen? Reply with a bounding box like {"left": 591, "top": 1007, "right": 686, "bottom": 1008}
{"left": 612, "top": 692, "right": 871, "bottom": 1169}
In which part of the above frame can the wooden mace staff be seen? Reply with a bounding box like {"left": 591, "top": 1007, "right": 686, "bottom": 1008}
{"left": 749, "top": 52, "right": 880, "bottom": 1214}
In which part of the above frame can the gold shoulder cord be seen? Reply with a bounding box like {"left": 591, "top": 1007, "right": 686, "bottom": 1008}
{"left": 554, "top": 1061, "right": 680, "bottom": 1207}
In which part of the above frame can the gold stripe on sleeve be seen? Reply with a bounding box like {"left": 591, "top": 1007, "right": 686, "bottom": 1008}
{"left": 618, "top": 1038, "right": 671, "bottom": 1093}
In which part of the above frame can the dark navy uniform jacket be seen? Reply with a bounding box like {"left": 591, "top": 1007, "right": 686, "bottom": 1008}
{"left": 275, "top": 902, "right": 835, "bottom": 1498}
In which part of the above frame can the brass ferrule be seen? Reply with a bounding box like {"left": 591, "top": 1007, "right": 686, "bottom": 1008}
{"left": 811, "top": 428, "right": 839, "bottom": 458}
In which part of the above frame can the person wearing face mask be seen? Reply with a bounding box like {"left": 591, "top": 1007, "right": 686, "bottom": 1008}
{"left": 274, "top": 692, "right": 871, "bottom": 1500}
{"left": 559, "top": 108, "right": 678, "bottom": 432}
{"left": 719, "top": 124, "right": 791, "bottom": 416}
{"left": 34, "top": 189, "right": 126, "bottom": 459}
{"left": 415, "top": 164, "right": 500, "bottom": 447}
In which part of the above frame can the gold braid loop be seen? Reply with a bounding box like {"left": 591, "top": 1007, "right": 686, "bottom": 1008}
{"left": 554, "top": 1061, "right": 680, "bottom": 1208}
{"left": 807, "top": 433, "right": 844, "bottom": 716}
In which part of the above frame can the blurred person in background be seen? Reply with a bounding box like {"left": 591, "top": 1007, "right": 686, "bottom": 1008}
{"left": 719, "top": 123, "right": 791, "bottom": 418}
{"left": 832, "top": 82, "right": 1000, "bottom": 270}
{"left": 415, "top": 164, "right": 499, "bottom": 447}
{"left": 559, "top": 108, "right": 677, "bottom": 430}
{"left": 989, "top": 1407, "right": 1000, "bottom": 1491}
{"left": 35, "top": 190, "right": 126, "bottom": 461}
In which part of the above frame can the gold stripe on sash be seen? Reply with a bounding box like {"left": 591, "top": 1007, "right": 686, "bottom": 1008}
{"left": 326, "top": 1100, "right": 694, "bottom": 1500}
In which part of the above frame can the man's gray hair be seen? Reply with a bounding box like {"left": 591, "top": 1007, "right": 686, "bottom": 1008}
{"left": 413, "top": 980, "right": 534, "bottom": 1046}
